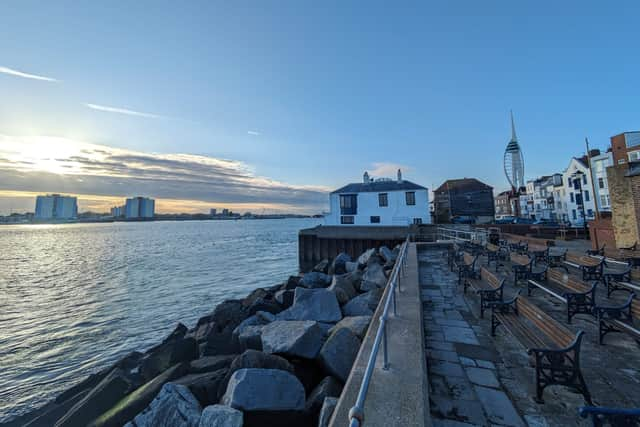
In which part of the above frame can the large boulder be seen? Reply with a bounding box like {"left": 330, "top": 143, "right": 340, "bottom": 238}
{"left": 318, "top": 328, "right": 361, "bottom": 382}
{"left": 261, "top": 320, "right": 325, "bottom": 359}
{"left": 221, "top": 368, "right": 305, "bottom": 411}
{"left": 341, "top": 289, "right": 382, "bottom": 317}
{"left": 277, "top": 288, "right": 342, "bottom": 323}
{"left": 360, "top": 263, "right": 387, "bottom": 291}
{"left": 318, "top": 397, "right": 338, "bottom": 427}
{"left": 313, "top": 259, "right": 330, "bottom": 274}
{"left": 87, "top": 363, "right": 190, "bottom": 427}
{"left": 198, "top": 405, "right": 243, "bottom": 427}
{"left": 378, "top": 245, "right": 397, "bottom": 264}
{"left": 246, "top": 297, "right": 282, "bottom": 316}
{"left": 288, "top": 357, "right": 325, "bottom": 394}
{"left": 329, "top": 252, "right": 351, "bottom": 275}
{"left": 122, "top": 383, "right": 201, "bottom": 427}
{"left": 357, "top": 248, "right": 376, "bottom": 266}
{"left": 345, "top": 261, "right": 359, "bottom": 273}
{"left": 328, "top": 274, "right": 357, "bottom": 305}
{"left": 200, "top": 329, "right": 239, "bottom": 357}
{"left": 237, "top": 325, "right": 265, "bottom": 352}
{"left": 283, "top": 275, "right": 301, "bottom": 290}
{"left": 300, "top": 272, "right": 332, "bottom": 289}
{"left": 189, "top": 355, "right": 235, "bottom": 374}
{"left": 173, "top": 368, "right": 228, "bottom": 406}
{"left": 329, "top": 316, "right": 372, "bottom": 339}
{"left": 275, "top": 289, "right": 295, "bottom": 308}
{"left": 210, "top": 300, "right": 249, "bottom": 333}
{"left": 139, "top": 325, "right": 198, "bottom": 381}
{"left": 55, "top": 368, "right": 133, "bottom": 427}
{"left": 305, "top": 376, "right": 343, "bottom": 417}
{"left": 217, "top": 350, "right": 294, "bottom": 399}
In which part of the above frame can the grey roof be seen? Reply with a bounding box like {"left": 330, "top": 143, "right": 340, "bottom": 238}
{"left": 331, "top": 180, "right": 426, "bottom": 194}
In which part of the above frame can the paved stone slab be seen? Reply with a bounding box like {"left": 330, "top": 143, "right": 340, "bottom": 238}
{"left": 429, "top": 395, "right": 487, "bottom": 426}
{"left": 443, "top": 327, "right": 479, "bottom": 345}
{"left": 430, "top": 361, "right": 465, "bottom": 378}
{"left": 465, "top": 367, "right": 500, "bottom": 388}
{"left": 427, "top": 349, "right": 459, "bottom": 363}
{"left": 474, "top": 386, "right": 524, "bottom": 427}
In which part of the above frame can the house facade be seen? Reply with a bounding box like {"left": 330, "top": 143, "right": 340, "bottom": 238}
{"left": 325, "top": 170, "right": 430, "bottom": 226}
{"left": 433, "top": 178, "right": 494, "bottom": 224}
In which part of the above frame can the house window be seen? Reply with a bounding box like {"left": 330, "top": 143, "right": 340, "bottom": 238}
{"left": 378, "top": 193, "right": 388, "bottom": 207}
{"left": 413, "top": 218, "right": 423, "bottom": 225}
{"left": 587, "top": 209, "right": 594, "bottom": 217}
{"left": 600, "top": 195, "right": 607, "bottom": 206}
{"left": 570, "top": 193, "right": 574, "bottom": 203}
{"left": 598, "top": 177, "right": 605, "bottom": 189}
{"left": 341, "top": 215, "right": 354, "bottom": 224}
{"left": 584, "top": 190, "right": 590, "bottom": 202}
{"left": 568, "top": 180, "right": 573, "bottom": 189}
{"left": 405, "top": 192, "right": 416, "bottom": 206}
{"left": 582, "top": 175, "right": 587, "bottom": 185}
{"left": 370, "top": 216, "right": 380, "bottom": 224}
{"left": 340, "top": 194, "right": 357, "bottom": 215}
{"left": 572, "top": 209, "right": 577, "bottom": 220}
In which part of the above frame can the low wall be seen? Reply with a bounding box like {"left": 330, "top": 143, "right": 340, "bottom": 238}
{"left": 328, "top": 242, "right": 431, "bottom": 427}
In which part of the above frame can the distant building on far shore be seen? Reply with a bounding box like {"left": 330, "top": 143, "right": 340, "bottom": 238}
{"left": 210, "top": 208, "right": 217, "bottom": 216}
{"left": 222, "top": 208, "right": 230, "bottom": 216}
{"left": 34, "top": 194, "right": 78, "bottom": 220}
{"left": 125, "top": 197, "right": 155, "bottom": 219}
{"left": 325, "top": 169, "right": 431, "bottom": 226}
{"left": 110, "top": 206, "right": 124, "bottom": 218}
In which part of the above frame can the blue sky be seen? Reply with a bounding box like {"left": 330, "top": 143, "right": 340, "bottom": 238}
{"left": 1, "top": 1, "right": 639, "bottom": 213}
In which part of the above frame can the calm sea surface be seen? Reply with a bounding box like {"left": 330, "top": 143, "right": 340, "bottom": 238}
{"left": 0, "top": 218, "right": 321, "bottom": 422}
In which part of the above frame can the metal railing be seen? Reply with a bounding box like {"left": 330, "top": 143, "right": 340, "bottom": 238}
{"left": 347, "top": 236, "right": 410, "bottom": 427}
{"left": 436, "top": 226, "right": 489, "bottom": 244}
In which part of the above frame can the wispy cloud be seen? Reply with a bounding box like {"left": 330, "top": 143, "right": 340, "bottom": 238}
{"left": 84, "top": 103, "right": 162, "bottom": 119}
{"left": 247, "top": 130, "right": 261, "bottom": 136}
{"left": 0, "top": 135, "right": 329, "bottom": 213}
{"left": 369, "top": 162, "right": 413, "bottom": 177}
{"left": 0, "top": 66, "right": 58, "bottom": 82}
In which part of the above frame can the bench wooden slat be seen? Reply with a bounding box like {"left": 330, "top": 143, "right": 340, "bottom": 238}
{"left": 565, "top": 252, "right": 602, "bottom": 267}
{"left": 516, "top": 296, "right": 574, "bottom": 348}
{"left": 546, "top": 269, "right": 591, "bottom": 293}
{"left": 510, "top": 253, "right": 531, "bottom": 266}
{"left": 495, "top": 312, "right": 558, "bottom": 350}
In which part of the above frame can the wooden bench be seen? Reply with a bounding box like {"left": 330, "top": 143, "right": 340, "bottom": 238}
{"left": 564, "top": 252, "right": 604, "bottom": 282}
{"left": 594, "top": 293, "right": 640, "bottom": 345}
{"left": 586, "top": 243, "right": 606, "bottom": 256}
{"left": 528, "top": 244, "right": 549, "bottom": 265}
{"left": 447, "top": 242, "right": 462, "bottom": 272}
{"left": 464, "top": 267, "right": 505, "bottom": 318}
{"left": 485, "top": 243, "right": 507, "bottom": 271}
{"left": 506, "top": 239, "right": 528, "bottom": 254}
{"left": 491, "top": 294, "right": 591, "bottom": 404}
{"left": 527, "top": 267, "right": 597, "bottom": 323}
{"left": 605, "top": 268, "right": 640, "bottom": 297}
{"left": 616, "top": 249, "right": 640, "bottom": 267}
{"left": 547, "top": 247, "right": 568, "bottom": 268}
{"left": 602, "top": 260, "right": 633, "bottom": 297}
{"left": 510, "top": 253, "right": 533, "bottom": 286}
{"left": 454, "top": 252, "right": 478, "bottom": 286}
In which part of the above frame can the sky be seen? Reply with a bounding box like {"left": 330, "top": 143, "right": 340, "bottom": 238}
{"left": 1, "top": 1, "right": 639, "bottom": 214}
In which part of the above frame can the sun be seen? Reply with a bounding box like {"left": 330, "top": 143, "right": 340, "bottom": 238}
{"left": 0, "top": 135, "right": 86, "bottom": 175}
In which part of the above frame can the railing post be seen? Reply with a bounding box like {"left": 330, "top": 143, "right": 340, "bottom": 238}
{"left": 392, "top": 286, "right": 397, "bottom": 316}
{"left": 382, "top": 317, "right": 389, "bottom": 370}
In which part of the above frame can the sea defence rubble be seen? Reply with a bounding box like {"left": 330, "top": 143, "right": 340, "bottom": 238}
{"left": 10, "top": 245, "right": 401, "bottom": 427}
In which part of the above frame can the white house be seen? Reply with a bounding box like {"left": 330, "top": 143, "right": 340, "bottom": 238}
{"left": 590, "top": 150, "right": 613, "bottom": 212}
{"left": 561, "top": 157, "right": 598, "bottom": 226}
{"left": 325, "top": 170, "right": 430, "bottom": 226}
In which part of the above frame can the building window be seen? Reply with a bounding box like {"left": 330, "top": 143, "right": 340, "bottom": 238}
{"left": 600, "top": 195, "right": 607, "bottom": 206}
{"left": 584, "top": 190, "right": 590, "bottom": 202}
{"left": 618, "top": 159, "right": 626, "bottom": 164}
{"left": 598, "top": 177, "right": 605, "bottom": 189}
{"left": 341, "top": 215, "right": 354, "bottom": 224}
{"left": 405, "top": 191, "right": 416, "bottom": 206}
{"left": 370, "top": 216, "right": 380, "bottom": 224}
{"left": 582, "top": 175, "right": 587, "bottom": 185}
{"left": 340, "top": 194, "right": 357, "bottom": 215}
{"left": 570, "top": 193, "right": 574, "bottom": 203}
{"left": 378, "top": 193, "right": 388, "bottom": 207}
{"left": 587, "top": 209, "right": 594, "bottom": 217}
{"left": 572, "top": 209, "right": 577, "bottom": 220}
{"left": 413, "top": 218, "right": 423, "bottom": 224}
{"left": 568, "top": 180, "right": 573, "bottom": 189}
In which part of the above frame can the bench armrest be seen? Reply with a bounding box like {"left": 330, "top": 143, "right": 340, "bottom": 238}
{"left": 594, "top": 293, "right": 635, "bottom": 320}
{"left": 489, "top": 291, "right": 519, "bottom": 311}
{"left": 579, "top": 405, "right": 640, "bottom": 419}
{"left": 528, "top": 330, "right": 585, "bottom": 355}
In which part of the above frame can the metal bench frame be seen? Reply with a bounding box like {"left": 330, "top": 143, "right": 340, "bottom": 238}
{"left": 464, "top": 267, "right": 505, "bottom": 318}
{"left": 455, "top": 253, "right": 478, "bottom": 286}
{"left": 511, "top": 253, "right": 533, "bottom": 286}
{"left": 491, "top": 294, "right": 591, "bottom": 404}
{"left": 564, "top": 253, "right": 604, "bottom": 283}
{"left": 594, "top": 293, "right": 639, "bottom": 345}
{"left": 579, "top": 405, "right": 640, "bottom": 427}
{"left": 527, "top": 267, "right": 597, "bottom": 323}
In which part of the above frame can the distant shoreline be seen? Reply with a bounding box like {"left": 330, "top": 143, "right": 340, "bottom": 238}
{"left": 0, "top": 215, "right": 322, "bottom": 226}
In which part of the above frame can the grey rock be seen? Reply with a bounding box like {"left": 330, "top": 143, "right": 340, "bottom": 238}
{"left": 55, "top": 368, "right": 133, "bottom": 427}
{"left": 360, "top": 263, "right": 387, "bottom": 291}
{"left": 140, "top": 327, "right": 198, "bottom": 381}
{"left": 217, "top": 350, "right": 294, "bottom": 399}
{"left": 275, "top": 289, "right": 294, "bottom": 308}
{"left": 261, "top": 320, "right": 324, "bottom": 359}
{"left": 329, "top": 252, "right": 351, "bottom": 275}
{"left": 345, "top": 261, "right": 359, "bottom": 273}
{"left": 277, "top": 288, "right": 342, "bottom": 323}
{"left": 318, "top": 397, "right": 338, "bottom": 427}
{"left": 357, "top": 248, "right": 376, "bottom": 266}
{"left": 283, "top": 275, "right": 301, "bottom": 290}
{"left": 210, "top": 300, "right": 249, "bottom": 333}
{"left": 86, "top": 363, "right": 190, "bottom": 427}
{"left": 342, "top": 289, "right": 382, "bottom": 317}
{"left": 198, "top": 405, "right": 243, "bottom": 427}
{"left": 378, "top": 245, "right": 397, "bottom": 263}
{"left": 305, "top": 376, "right": 343, "bottom": 416}
{"left": 237, "top": 325, "right": 265, "bottom": 352}
{"left": 200, "top": 329, "right": 239, "bottom": 357}
{"left": 328, "top": 274, "right": 357, "bottom": 305}
{"left": 123, "top": 383, "right": 202, "bottom": 427}
{"left": 246, "top": 296, "right": 282, "bottom": 316}
{"left": 173, "top": 369, "right": 228, "bottom": 407}
{"left": 313, "top": 259, "right": 330, "bottom": 274}
{"left": 318, "top": 328, "right": 361, "bottom": 382}
{"left": 221, "top": 368, "right": 305, "bottom": 411}
{"left": 330, "top": 316, "right": 371, "bottom": 339}
{"left": 300, "top": 272, "right": 332, "bottom": 289}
